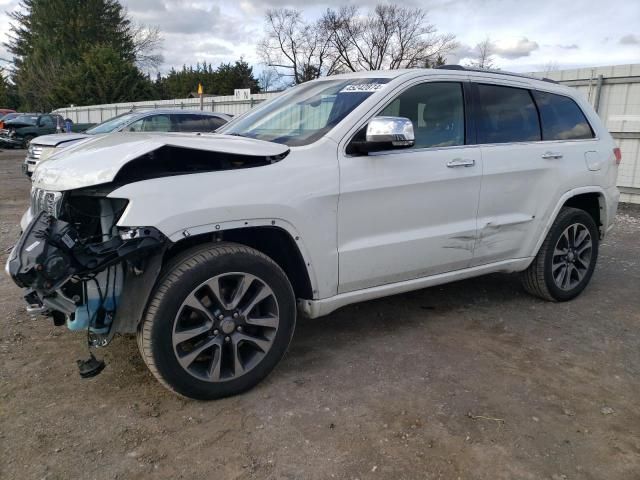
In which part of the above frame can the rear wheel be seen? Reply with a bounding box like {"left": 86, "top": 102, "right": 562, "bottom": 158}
{"left": 138, "top": 243, "right": 296, "bottom": 400}
{"left": 522, "top": 207, "right": 599, "bottom": 301}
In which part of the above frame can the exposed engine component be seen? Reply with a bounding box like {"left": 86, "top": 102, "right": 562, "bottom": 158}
{"left": 8, "top": 211, "right": 164, "bottom": 294}
{"left": 7, "top": 195, "right": 167, "bottom": 348}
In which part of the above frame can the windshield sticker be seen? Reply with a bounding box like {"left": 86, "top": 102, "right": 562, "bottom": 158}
{"left": 340, "top": 83, "right": 386, "bottom": 93}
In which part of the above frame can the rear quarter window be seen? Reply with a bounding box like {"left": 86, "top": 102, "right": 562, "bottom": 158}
{"left": 532, "top": 91, "right": 594, "bottom": 140}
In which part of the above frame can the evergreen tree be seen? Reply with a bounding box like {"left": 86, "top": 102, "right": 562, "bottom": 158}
{"left": 153, "top": 59, "right": 261, "bottom": 99}
{"left": 5, "top": 0, "right": 154, "bottom": 110}
{"left": 60, "top": 45, "right": 155, "bottom": 105}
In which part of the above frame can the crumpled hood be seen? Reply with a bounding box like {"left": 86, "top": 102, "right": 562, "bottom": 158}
{"left": 32, "top": 133, "right": 91, "bottom": 147}
{"left": 32, "top": 132, "right": 290, "bottom": 191}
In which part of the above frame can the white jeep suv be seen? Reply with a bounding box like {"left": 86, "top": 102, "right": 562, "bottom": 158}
{"left": 7, "top": 67, "right": 621, "bottom": 399}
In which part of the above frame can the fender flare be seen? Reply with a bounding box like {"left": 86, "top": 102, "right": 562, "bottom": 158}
{"left": 167, "top": 217, "right": 320, "bottom": 298}
{"left": 532, "top": 186, "right": 608, "bottom": 256}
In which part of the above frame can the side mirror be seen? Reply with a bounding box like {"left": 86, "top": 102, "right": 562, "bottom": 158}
{"left": 348, "top": 116, "right": 415, "bottom": 155}
{"left": 366, "top": 116, "right": 415, "bottom": 147}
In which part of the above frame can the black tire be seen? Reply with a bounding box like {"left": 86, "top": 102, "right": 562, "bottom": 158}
{"left": 138, "top": 242, "right": 296, "bottom": 400}
{"left": 521, "top": 207, "right": 599, "bottom": 301}
{"left": 136, "top": 242, "right": 218, "bottom": 369}
{"left": 22, "top": 134, "right": 36, "bottom": 149}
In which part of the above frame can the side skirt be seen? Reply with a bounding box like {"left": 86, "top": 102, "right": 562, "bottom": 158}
{"left": 298, "top": 257, "right": 533, "bottom": 319}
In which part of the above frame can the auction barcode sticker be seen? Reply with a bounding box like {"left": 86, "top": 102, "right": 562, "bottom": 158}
{"left": 340, "top": 83, "right": 386, "bottom": 93}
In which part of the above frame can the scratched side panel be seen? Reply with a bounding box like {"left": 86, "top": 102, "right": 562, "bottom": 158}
{"left": 337, "top": 146, "right": 482, "bottom": 293}
{"left": 472, "top": 141, "right": 595, "bottom": 265}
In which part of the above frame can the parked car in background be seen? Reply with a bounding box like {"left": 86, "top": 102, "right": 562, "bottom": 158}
{"left": 0, "top": 108, "right": 16, "bottom": 116}
{"left": 7, "top": 67, "right": 620, "bottom": 400}
{"left": 0, "top": 113, "right": 94, "bottom": 149}
{"left": 0, "top": 112, "right": 23, "bottom": 130}
{"left": 23, "top": 109, "right": 231, "bottom": 175}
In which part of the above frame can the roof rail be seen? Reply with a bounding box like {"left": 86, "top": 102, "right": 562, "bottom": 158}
{"left": 435, "top": 65, "right": 558, "bottom": 84}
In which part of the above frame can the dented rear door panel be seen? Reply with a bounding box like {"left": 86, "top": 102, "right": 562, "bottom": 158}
{"left": 472, "top": 140, "right": 595, "bottom": 265}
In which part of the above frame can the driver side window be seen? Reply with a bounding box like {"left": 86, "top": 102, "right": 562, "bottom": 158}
{"left": 380, "top": 82, "right": 465, "bottom": 149}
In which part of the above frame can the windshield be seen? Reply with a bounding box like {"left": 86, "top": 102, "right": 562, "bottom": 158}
{"left": 8, "top": 115, "right": 38, "bottom": 125}
{"left": 1, "top": 113, "right": 18, "bottom": 122}
{"left": 219, "top": 78, "right": 390, "bottom": 146}
{"left": 86, "top": 112, "right": 140, "bottom": 134}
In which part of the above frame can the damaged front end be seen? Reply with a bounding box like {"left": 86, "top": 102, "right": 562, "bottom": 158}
{"left": 6, "top": 187, "right": 168, "bottom": 348}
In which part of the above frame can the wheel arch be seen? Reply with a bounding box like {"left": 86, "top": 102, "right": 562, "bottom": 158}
{"left": 165, "top": 223, "right": 316, "bottom": 301}
{"left": 563, "top": 192, "right": 603, "bottom": 234}
{"left": 532, "top": 186, "right": 608, "bottom": 257}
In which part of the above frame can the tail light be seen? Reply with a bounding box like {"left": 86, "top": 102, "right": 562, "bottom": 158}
{"left": 613, "top": 147, "right": 622, "bottom": 165}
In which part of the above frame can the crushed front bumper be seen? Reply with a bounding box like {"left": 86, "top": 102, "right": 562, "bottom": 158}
{"left": 6, "top": 211, "right": 168, "bottom": 341}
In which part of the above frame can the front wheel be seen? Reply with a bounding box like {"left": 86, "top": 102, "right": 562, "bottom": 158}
{"left": 521, "top": 207, "right": 599, "bottom": 301}
{"left": 138, "top": 243, "right": 296, "bottom": 400}
{"left": 22, "top": 134, "right": 36, "bottom": 149}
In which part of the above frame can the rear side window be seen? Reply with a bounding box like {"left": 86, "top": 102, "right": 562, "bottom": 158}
{"left": 532, "top": 91, "right": 594, "bottom": 140}
{"left": 476, "top": 84, "right": 541, "bottom": 144}
{"left": 173, "top": 114, "right": 226, "bottom": 132}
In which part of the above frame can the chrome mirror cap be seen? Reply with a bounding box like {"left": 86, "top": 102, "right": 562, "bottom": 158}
{"left": 366, "top": 116, "right": 415, "bottom": 147}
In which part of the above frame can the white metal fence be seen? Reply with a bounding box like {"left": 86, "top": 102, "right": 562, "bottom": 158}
{"left": 53, "top": 92, "right": 280, "bottom": 124}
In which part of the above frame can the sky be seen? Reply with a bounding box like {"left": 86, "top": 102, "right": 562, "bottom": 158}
{"left": 1, "top": 0, "right": 639, "bottom": 76}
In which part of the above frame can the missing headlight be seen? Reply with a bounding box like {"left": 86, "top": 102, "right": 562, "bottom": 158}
{"left": 61, "top": 196, "right": 128, "bottom": 242}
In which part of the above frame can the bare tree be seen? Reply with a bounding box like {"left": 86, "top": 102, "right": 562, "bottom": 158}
{"left": 129, "top": 24, "right": 164, "bottom": 72}
{"left": 257, "top": 66, "right": 281, "bottom": 91}
{"left": 258, "top": 8, "right": 337, "bottom": 84}
{"left": 537, "top": 61, "right": 559, "bottom": 76}
{"left": 320, "top": 5, "right": 457, "bottom": 72}
{"left": 465, "top": 37, "right": 496, "bottom": 69}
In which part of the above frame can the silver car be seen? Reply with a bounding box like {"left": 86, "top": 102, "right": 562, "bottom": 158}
{"left": 24, "top": 109, "right": 232, "bottom": 176}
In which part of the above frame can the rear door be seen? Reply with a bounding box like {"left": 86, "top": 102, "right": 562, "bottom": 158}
{"left": 471, "top": 82, "right": 597, "bottom": 265}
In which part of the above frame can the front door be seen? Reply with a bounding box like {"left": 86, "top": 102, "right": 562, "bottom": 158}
{"left": 337, "top": 81, "right": 482, "bottom": 293}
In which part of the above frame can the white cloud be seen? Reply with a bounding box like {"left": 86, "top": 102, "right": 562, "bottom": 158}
{"left": 620, "top": 34, "right": 639, "bottom": 45}
{"left": 1, "top": 0, "right": 639, "bottom": 76}
{"left": 493, "top": 37, "right": 539, "bottom": 59}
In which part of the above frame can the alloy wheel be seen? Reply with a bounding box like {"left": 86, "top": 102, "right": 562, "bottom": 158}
{"left": 172, "top": 272, "right": 279, "bottom": 382}
{"left": 551, "top": 222, "right": 593, "bottom": 291}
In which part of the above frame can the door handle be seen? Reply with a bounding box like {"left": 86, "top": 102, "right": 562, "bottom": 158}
{"left": 446, "top": 158, "right": 475, "bottom": 168}
{"left": 541, "top": 151, "right": 563, "bottom": 160}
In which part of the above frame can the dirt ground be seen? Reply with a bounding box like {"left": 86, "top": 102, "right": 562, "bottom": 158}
{"left": 0, "top": 148, "right": 639, "bottom": 480}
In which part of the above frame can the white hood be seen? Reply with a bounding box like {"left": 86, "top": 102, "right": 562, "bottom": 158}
{"left": 32, "top": 132, "right": 91, "bottom": 147}
{"left": 31, "top": 132, "right": 290, "bottom": 191}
